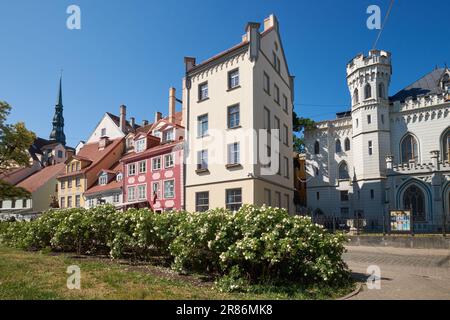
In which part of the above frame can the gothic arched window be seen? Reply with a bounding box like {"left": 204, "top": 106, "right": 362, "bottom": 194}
{"left": 335, "top": 139, "right": 342, "bottom": 153}
{"left": 338, "top": 162, "right": 350, "bottom": 180}
{"left": 344, "top": 138, "right": 351, "bottom": 151}
{"left": 314, "top": 141, "right": 320, "bottom": 155}
{"left": 353, "top": 88, "right": 359, "bottom": 104}
{"left": 403, "top": 185, "right": 426, "bottom": 222}
{"left": 378, "top": 83, "right": 385, "bottom": 99}
{"left": 401, "top": 134, "right": 419, "bottom": 163}
{"left": 443, "top": 128, "right": 450, "bottom": 161}
{"left": 364, "top": 84, "right": 372, "bottom": 99}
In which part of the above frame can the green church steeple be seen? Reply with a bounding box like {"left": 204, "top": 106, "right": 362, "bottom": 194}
{"left": 49, "top": 76, "right": 66, "bottom": 145}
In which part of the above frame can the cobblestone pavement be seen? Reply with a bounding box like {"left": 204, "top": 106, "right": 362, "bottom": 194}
{"left": 343, "top": 246, "right": 450, "bottom": 300}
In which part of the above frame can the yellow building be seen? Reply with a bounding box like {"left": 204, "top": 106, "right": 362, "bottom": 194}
{"left": 57, "top": 137, "right": 124, "bottom": 208}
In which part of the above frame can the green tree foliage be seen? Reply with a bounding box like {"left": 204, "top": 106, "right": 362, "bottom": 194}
{"left": 292, "top": 111, "right": 315, "bottom": 153}
{"left": 0, "top": 101, "right": 36, "bottom": 175}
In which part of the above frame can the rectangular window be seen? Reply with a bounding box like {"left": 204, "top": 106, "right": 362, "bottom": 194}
{"left": 284, "top": 194, "right": 290, "bottom": 212}
{"left": 370, "top": 189, "right": 375, "bottom": 200}
{"left": 75, "top": 195, "right": 81, "bottom": 208}
{"left": 164, "top": 154, "right": 174, "bottom": 168}
{"left": 22, "top": 199, "right": 27, "bottom": 208}
{"left": 274, "top": 83, "right": 280, "bottom": 104}
{"left": 356, "top": 119, "right": 359, "bottom": 128}
{"left": 195, "top": 192, "right": 209, "bottom": 212}
{"left": 264, "top": 189, "right": 271, "bottom": 206}
{"left": 263, "top": 107, "right": 270, "bottom": 131}
{"left": 61, "top": 180, "right": 65, "bottom": 190}
{"left": 283, "top": 95, "right": 288, "bottom": 113}
{"left": 58, "top": 150, "right": 63, "bottom": 158}
{"left": 0, "top": 200, "right": 2, "bottom": 208}
{"left": 227, "top": 142, "right": 240, "bottom": 165}
{"left": 263, "top": 72, "right": 270, "bottom": 94}
{"left": 152, "top": 157, "right": 161, "bottom": 171}
{"left": 368, "top": 141, "right": 373, "bottom": 155}
{"left": 163, "top": 129, "right": 174, "bottom": 142}
{"left": 283, "top": 124, "right": 289, "bottom": 146}
{"left": 99, "top": 174, "right": 108, "bottom": 185}
{"left": 164, "top": 180, "right": 175, "bottom": 199}
{"left": 113, "top": 194, "right": 120, "bottom": 203}
{"left": 197, "top": 114, "right": 208, "bottom": 137}
{"left": 139, "top": 160, "right": 147, "bottom": 174}
{"left": 227, "top": 104, "right": 240, "bottom": 129}
{"left": 138, "top": 185, "right": 146, "bottom": 200}
{"left": 228, "top": 69, "right": 239, "bottom": 89}
{"left": 274, "top": 191, "right": 281, "bottom": 208}
{"left": 68, "top": 178, "right": 72, "bottom": 189}
{"left": 274, "top": 116, "right": 280, "bottom": 140}
{"left": 152, "top": 182, "right": 161, "bottom": 199}
{"left": 67, "top": 196, "right": 72, "bottom": 208}
{"left": 136, "top": 139, "right": 146, "bottom": 153}
{"left": 283, "top": 156, "right": 289, "bottom": 178}
{"left": 197, "top": 150, "right": 208, "bottom": 170}
{"left": 128, "top": 187, "right": 136, "bottom": 201}
{"left": 198, "top": 82, "right": 208, "bottom": 101}
{"left": 226, "top": 188, "right": 242, "bottom": 211}
{"left": 381, "top": 114, "right": 385, "bottom": 124}
{"left": 60, "top": 197, "right": 65, "bottom": 208}
{"left": 340, "top": 191, "right": 349, "bottom": 202}
{"left": 128, "top": 163, "right": 136, "bottom": 176}
{"left": 76, "top": 162, "right": 80, "bottom": 171}
{"left": 316, "top": 192, "right": 320, "bottom": 200}
{"left": 367, "top": 115, "right": 372, "bottom": 124}
{"left": 71, "top": 163, "right": 75, "bottom": 172}
{"left": 277, "top": 153, "right": 281, "bottom": 176}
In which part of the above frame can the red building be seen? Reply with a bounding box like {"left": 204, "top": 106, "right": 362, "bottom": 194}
{"left": 121, "top": 89, "right": 184, "bottom": 212}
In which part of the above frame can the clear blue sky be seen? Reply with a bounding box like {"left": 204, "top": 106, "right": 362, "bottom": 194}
{"left": 0, "top": 0, "right": 448, "bottom": 146}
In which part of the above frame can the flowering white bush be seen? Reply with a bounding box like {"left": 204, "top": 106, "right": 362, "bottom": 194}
{"left": 0, "top": 204, "right": 350, "bottom": 290}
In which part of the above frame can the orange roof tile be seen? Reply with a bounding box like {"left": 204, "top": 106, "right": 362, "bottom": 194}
{"left": 16, "top": 163, "right": 65, "bottom": 193}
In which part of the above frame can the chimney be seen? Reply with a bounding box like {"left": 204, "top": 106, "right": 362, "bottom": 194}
{"left": 130, "top": 117, "right": 135, "bottom": 129}
{"left": 263, "top": 14, "right": 278, "bottom": 32}
{"left": 119, "top": 105, "right": 127, "bottom": 133}
{"left": 99, "top": 136, "right": 111, "bottom": 151}
{"left": 155, "top": 111, "right": 162, "bottom": 123}
{"left": 169, "top": 87, "right": 176, "bottom": 123}
{"left": 184, "top": 57, "right": 196, "bottom": 73}
{"left": 246, "top": 22, "right": 261, "bottom": 61}
{"left": 142, "top": 120, "right": 149, "bottom": 126}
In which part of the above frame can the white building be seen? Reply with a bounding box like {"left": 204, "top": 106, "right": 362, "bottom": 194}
{"left": 183, "top": 14, "right": 295, "bottom": 213}
{"left": 305, "top": 50, "right": 450, "bottom": 232}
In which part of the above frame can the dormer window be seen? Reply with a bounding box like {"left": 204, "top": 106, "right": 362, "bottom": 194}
{"left": 442, "top": 73, "right": 450, "bottom": 92}
{"left": 163, "top": 129, "right": 174, "bottom": 142}
{"left": 116, "top": 173, "right": 123, "bottom": 182}
{"left": 99, "top": 173, "right": 108, "bottom": 186}
{"left": 136, "top": 138, "right": 146, "bottom": 153}
{"left": 153, "top": 130, "right": 161, "bottom": 138}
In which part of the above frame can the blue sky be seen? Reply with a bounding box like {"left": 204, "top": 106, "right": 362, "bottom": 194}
{"left": 0, "top": 0, "right": 449, "bottom": 146}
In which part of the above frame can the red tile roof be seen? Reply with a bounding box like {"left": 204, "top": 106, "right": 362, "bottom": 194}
{"left": 85, "top": 162, "right": 123, "bottom": 196}
{"left": 58, "top": 138, "right": 123, "bottom": 178}
{"left": 17, "top": 163, "right": 65, "bottom": 193}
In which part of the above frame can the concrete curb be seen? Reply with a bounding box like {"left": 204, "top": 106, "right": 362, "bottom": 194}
{"left": 337, "top": 282, "right": 362, "bottom": 300}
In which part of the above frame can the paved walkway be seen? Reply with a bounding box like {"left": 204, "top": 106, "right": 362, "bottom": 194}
{"left": 343, "top": 246, "right": 450, "bottom": 300}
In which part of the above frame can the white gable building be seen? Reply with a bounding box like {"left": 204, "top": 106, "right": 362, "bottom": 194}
{"left": 305, "top": 50, "right": 450, "bottom": 232}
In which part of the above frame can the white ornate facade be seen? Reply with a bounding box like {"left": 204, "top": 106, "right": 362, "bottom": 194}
{"left": 305, "top": 50, "right": 450, "bottom": 232}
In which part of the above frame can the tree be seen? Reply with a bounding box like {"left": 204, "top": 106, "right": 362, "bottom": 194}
{"left": 292, "top": 111, "right": 315, "bottom": 153}
{"left": 0, "top": 101, "right": 36, "bottom": 175}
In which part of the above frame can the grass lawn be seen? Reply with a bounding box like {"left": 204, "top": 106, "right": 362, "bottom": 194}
{"left": 0, "top": 246, "right": 354, "bottom": 300}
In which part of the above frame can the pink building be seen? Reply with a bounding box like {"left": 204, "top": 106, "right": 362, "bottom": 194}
{"left": 121, "top": 88, "right": 184, "bottom": 212}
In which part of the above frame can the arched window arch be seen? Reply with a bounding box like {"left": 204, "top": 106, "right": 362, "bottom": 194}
{"left": 314, "top": 141, "right": 320, "bottom": 155}
{"left": 442, "top": 128, "right": 450, "bottom": 161}
{"left": 335, "top": 139, "right": 342, "bottom": 153}
{"left": 364, "top": 83, "right": 372, "bottom": 99}
{"left": 378, "top": 83, "right": 385, "bottom": 99}
{"left": 403, "top": 185, "right": 426, "bottom": 222}
{"left": 401, "top": 134, "right": 419, "bottom": 163}
{"left": 353, "top": 88, "right": 359, "bottom": 104}
{"left": 338, "top": 161, "right": 350, "bottom": 180}
{"left": 344, "top": 138, "right": 351, "bottom": 151}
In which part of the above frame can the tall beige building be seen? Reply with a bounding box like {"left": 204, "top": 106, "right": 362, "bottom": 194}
{"left": 183, "top": 14, "right": 295, "bottom": 213}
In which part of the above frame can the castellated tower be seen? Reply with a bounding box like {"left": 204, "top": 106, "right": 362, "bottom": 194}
{"left": 347, "top": 50, "right": 392, "bottom": 181}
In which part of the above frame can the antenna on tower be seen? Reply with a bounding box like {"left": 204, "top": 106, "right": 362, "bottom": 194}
{"left": 372, "top": 0, "right": 395, "bottom": 50}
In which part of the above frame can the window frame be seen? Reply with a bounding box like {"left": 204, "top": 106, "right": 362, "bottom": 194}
{"left": 164, "top": 153, "right": 174, "bottom": 169}
{"left": 197, "top": 114, "right": 209, "bottom": 138}
{"left": 195, "top": 191, "right": 210, "bottom": 212}
{"left": 198, "top": 81, "right": 209, "bottom": 101}
{"left": 226, "top": 188, "right": 242, "bottom": 211}
{"left": 128, "top": 163, "right": 136, "bottom": 176}
{"left": 152, "top": 157, "right": 162, "bottom": 171}
{"left": 228, "top": 69, "right": 240, "bottom": 90}
{"left": 263, "top": 72, "right": 270, "bottom": 95}
{"left": 227, "top": 142, "right": 240, "bottom": 165}
{"left": 163, "top": 179, "right": 175, "bottom": 199}
{"left": 227, "top": 104, "right": 240, "bottom": 129}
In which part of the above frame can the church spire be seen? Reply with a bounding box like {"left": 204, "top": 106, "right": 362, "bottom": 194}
{"left": 49, "top": 75, "right": 66, "bottom": 146}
